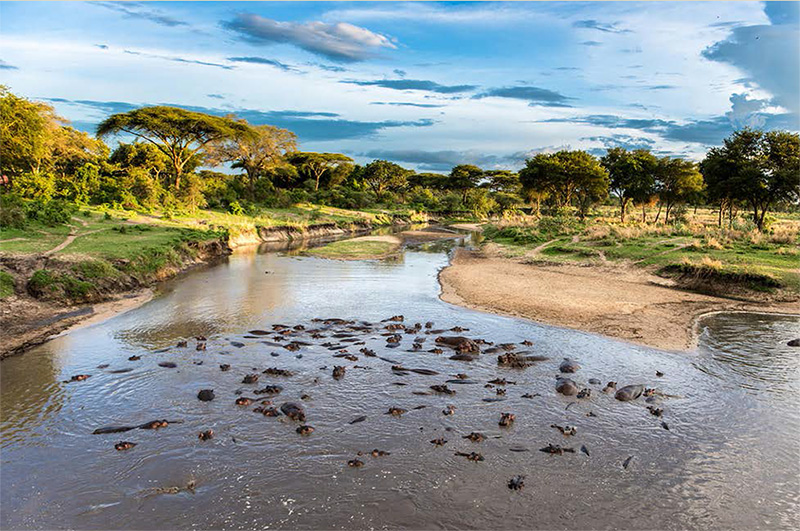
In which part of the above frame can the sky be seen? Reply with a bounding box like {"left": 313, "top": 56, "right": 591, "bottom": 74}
{"left": 0, "top": 1, "right": 798, "bottom": 171}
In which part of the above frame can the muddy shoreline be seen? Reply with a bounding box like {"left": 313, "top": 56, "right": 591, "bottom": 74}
{"left": 438, "top": 246, "right": 799, "bottom": 351}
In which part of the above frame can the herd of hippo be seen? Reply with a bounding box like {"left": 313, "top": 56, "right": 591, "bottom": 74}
{"left": 74, "top": 315, "right": 678, "bottom": 491}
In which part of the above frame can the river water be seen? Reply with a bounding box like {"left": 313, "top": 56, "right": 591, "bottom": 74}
{"left": 1, "top": 233, "right": 798, "bottom": 530}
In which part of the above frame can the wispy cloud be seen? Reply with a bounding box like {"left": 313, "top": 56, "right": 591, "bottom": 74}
{"left": 343, "top": 79, "right": 477, "bottom": 94}
{"left": 221, "top": 13, "right": 396, "bottom": 62}
{"left": 95, "top": 1, "right": 188, "bottom": 28}
{"left": 0, "top": 59, "right": 19, "bottom": 70}
{"left": 227, "top": 56, "right": 294, "bottom": 71}
{"left": 573, "top": 19, "right": 632, "bottom": 34}
{"left": 474, "top": 86, "right": 574, "bottom": 107}
{"left": 124, "top": 50, "right": 233, "bottom": 70}
{"left": 371, "top": 102, "right": 445, "bottom": 108}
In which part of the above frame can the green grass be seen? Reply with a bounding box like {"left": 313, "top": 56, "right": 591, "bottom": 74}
{"left": 0, "top": 271, "right": 14, "bottom": 298}
{"left": 28, "top": 269, "right": 95, "bottom": 300}
{"left": 483, "top": 213, "right": 800, "bottom": 294}
{"left": 306, "top": 239, "right": 400, "bottom": 260}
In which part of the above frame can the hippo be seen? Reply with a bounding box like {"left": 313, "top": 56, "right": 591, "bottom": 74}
{"left": 442, "top": 405, "right": 456, "bottom": 416}
{"left": 197, "top": 389, "right": 215, "bottom": 402}
{"left": 449, "top": 354, "right": 475, "bottom": 361}
{"left": 255, "top": 384, "right": 283, "bottom": 395}
{"left": 176, "top": 340, "right": 188, "bottom": 348}
{"left": 235, "top": 397, "right": 253, "bottom": 406}
{"left": 454, "top": 451, "right": 484, "bottom": 461}
{"left": 647, "top": 406, "right": 663, "bottom": 417}
{"left": 382, "top": 315, "right": 404, "bottom": 322}
{"left": 551, "top": 424, "right": 576, "bottom": 436}
{"left": 588, "top": 378, "right": 601, "bottom": 385}
{"left": 242, "top": 374, "right": 260, "bottom": 384}
{"left": 196, "top": 343, "right": 206, "bottom": 351}
{"left": 576, "top": 388, "right": 591, "bottom": 399}
{"left": 489, "top": 378, "right": 515, "bottom": 386}
{"left": 508, "top": 475, "right": 525, "bottom": 490}
{"left": 65, "top": 374, "right": 91, "bottom": 383}
{"left": 258, "top": 407, "right": 281, "bottom": 417}
{"left": 115, "top": 441, "right": 136, "bottom": 451}
{"left": 555, "top": 377, "right": 580, "bottom": 396}
{"left": 539, "top": 444, "right": 575, "bottom": 455}
{"left": 128, "top": 355, "right": 141, "bottom": 361}
{"left": 787, "top": 339, "right": 800, "bottom": 347}
{"left": 386, "top": 407, "right": 407, "bottom": 417}
{"left": 615, "top": 384, "right": 644, "bottom": 401}
{"left": 521, "top": 340, "right": 534, "bottom": 346}
{"left": 499, "top": 413, "right": 515, "bottom": 427}
{"left": 463, "top": 432, "right": 485, "bottom": 442}
{"left": 602, "top": 381, "right": 617, "bottom": 394}
{"left": 371, "top": 449, "right": 390, "bottom": 457}
{"left": 348, "top": 459, "right": 364, "bottom": 467}
{"left": 430, "top": 385, "right": 456, "bottom": 395}
{"left": 219, "top": 364, "right": 230, "bottom": 371}
{"left": 248, "top": 330, "right": 270, "bottom": 336}
{"left": 263, "top": 368, "right": 293, "bottom": 377}
{"left": 139, "top": 420, "right": 170, "bottom": 430}
{"left": 296, "top": 425, "right": 314, "bottom": 435}
{"left": 360, "top": 348, "right": 376, "bottom": 357}
{"left": 198, "top": 430, "right": 214, "bottom": 441}
{"left": 435, "top": 336, "right": 480, "bottom": 353}
{"left": 280, "top": 402, "right": 306, "bottom": 422}
{"left": 332, "top": 366, "right": 346, "bottom": 380}
{"left": 430, "top": 438, "right": 447, "bottom": 446}
{"left": 559, "top": 358, "right": 580, "bottom": 373}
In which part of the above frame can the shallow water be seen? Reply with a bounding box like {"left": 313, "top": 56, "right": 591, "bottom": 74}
{"left": 1, "top": 235, "right": 798, "bottom": 530}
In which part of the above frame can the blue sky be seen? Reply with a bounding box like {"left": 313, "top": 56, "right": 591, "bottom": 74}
{"left": 0, "top": 1, "right": 797, "bottom": 170}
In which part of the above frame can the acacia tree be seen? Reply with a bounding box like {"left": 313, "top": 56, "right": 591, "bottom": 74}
{"left": 701, "top": 129, "right": 799, "bottom": 230}
{"left": 286, "top": 152, "right": 353, "bottom": 191}
{"left": 448, "top": 164, "right": 484, "bottom": 203}
{"left": 601, "top": 148, "right": 658, "bottom": 222}
{"left": 97, "top": 106, "right": 252, "bottom": 190}
{"left": 519, "top": 150, "right": 609, "bottom": 218}
{"left": 207, "top": 124, "right": 296, "bottom": 195}
{"left": 360, "top": 159, "right": 411, "bottom": 201}
{"left": 655, "top": 157, "right": 703, "bottom": 223}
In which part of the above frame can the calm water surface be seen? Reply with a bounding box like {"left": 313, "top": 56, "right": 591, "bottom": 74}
{"left": 1, "top": 235, "right": 798, "bottom": 530}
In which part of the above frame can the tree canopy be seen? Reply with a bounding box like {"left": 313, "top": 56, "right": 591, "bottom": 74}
{"left": 359, "top": 159, "right": 411, "bottom": 200}
{"left": 96, "top": 106, "right": 252, "bottom": 190}
{"left": 285, "top": 152, "right": 354, "bottom": 191}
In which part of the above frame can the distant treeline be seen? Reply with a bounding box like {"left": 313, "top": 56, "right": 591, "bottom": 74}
{"left": 1, "top": 86, "right": 798, "bottom": 231}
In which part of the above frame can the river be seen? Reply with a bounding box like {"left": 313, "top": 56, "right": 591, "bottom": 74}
{"left": 1, "top": 232, "right": 798, "bottom": 529}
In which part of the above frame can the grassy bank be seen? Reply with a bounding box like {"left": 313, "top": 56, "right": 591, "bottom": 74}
{"left": 481, "top": 207, "right": 800, "bottom": 296}
{"left": 305, "top": 236, "right": 402, "bottom": 260}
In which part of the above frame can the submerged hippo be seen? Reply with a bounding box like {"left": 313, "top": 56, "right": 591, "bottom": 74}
{"left": 296, "top": 425, "right": 314, "bottom": 436}
{"left": 463, "top": 432, "right": 485, "bottom": 442}
{"left": 508, "top": 475, "right": 525, "bottom": 490}
{"left": 280, "top": 402, "right": 306, "bottom": 422}
{"left": 430, "top": 438, "right": 447, "bottom": 446}
{"left": 386, "top": 407, "right": 407, "bottom": 417}
{"left": 615, "top": 384, "right": 645, "bottom": 402}
{"left": 197, "top": 389, "right": 215, "bottom": 402}
{"left": 242, "top": 374, "right": 260, "bottom": 384}
{"left": 198, "top": 430, "right": 214, "bottom": 441}
{"left": 454, "top": 451, "right": 484, "bottom": 461}
{"left": 430, "top": 385, "right": 456, "bottom": 395}
{"left": 499, "top": 412, "right": 515, "bottom": 427}
{"left": 559, "top": 358, "right": 580, "bottom": 373}
{"left": 435, "top": 336, "right": 480, "bottom": 353}
{"left": 332, "top": 366, "right": 346, "bottom": 380}
{"left": 555, "top": 377, "right": 580, "bottom": 396}
{"left": 115, "top": 441, "right": 136, "bottom": 451}
{"left": 787, "top": 339, "right": 800, "bottom": 347}
{"left": 602, "top": 381, "right": 617, "bottom": 394}
{"left": 539, "top": 444, "right": 575, "bottom": 455}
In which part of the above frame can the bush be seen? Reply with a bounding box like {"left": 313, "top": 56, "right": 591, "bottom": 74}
{"left": 0, "top": 194, "right": 28, "bottom": 228}
{"left": 0, "top": 271, "right": 15, "bottom": 298}
{"left": 25, "top": 199, "right": 75, "bottom": 226}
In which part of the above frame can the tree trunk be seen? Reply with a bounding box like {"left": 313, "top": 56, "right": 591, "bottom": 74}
{"left": 718, "top": 200, "right": 723, "bottom": 227}
{"left": 641, "top": 203, "right": 647, "bottom": 223}
{"left": 620, "top": 197, "right": 628, "bottom": 223}
{"left": 654, "top": 202, "right": 663, "bottom": 224}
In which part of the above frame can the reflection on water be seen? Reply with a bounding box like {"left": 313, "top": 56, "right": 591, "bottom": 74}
{"left": 1, "top": 235, "right": 798, "bottom": 530}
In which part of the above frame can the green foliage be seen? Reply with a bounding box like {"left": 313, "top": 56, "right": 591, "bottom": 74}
{"left": 359, "top": 159, "right": 411, "bottom": 200}
{"left": 0, "top": 194, "right": 28, "bottom": 228}
{"left": 72, "top": 259, "right": 118, "bottom": 279}
{"left": 27, "top": 269, "right": 95, "bottom": 300}
{"left": 0, "top": 271, "right": 14, "bottom": 298}
{"left": 229, "top": 201, "right": 244, "bottom": 216}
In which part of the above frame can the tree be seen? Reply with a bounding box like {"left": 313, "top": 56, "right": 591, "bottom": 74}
{"left": 448, "top": 164, "right": 484, "bottom": 202}
{"left": 601, "top": 148, "right": 658, "bottom": 222}
{"left": 97, "top": 106, "right": 252, "bottom": 190}
{"left": 483, "top": 170, "right": 521, "bottom": 194}
{"left": 285, "top": 152, "right": 353, "bottom": 191}
{"left": 700, "top": 129, "right": 800, "bottom": 230}
{"left": 207, "top": 124, "right": 296, "bottom": 195}
{"left": 519, "top": 150, "right": 609, "bottom": 218}
{"left": 0, "top": 86, "right": 65, "bottom": 179}
{"left": 655, "top": 157, "right": 703, "bottom": 223}
{"left": 360, "top": 159, "right": 411, "bottom": 201}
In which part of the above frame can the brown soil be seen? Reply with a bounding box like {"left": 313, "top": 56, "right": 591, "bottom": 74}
{"left": 439, "top": 245, "right": 798, "bottom": 351}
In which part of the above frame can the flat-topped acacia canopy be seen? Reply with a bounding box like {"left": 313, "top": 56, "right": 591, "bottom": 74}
{"left": 97, "top": 105, "right": 253, "bottom": 189}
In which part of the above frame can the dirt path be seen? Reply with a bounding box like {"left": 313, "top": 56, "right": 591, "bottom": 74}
{"left": 439, "top": 245, "right": 797, "bottom": 351}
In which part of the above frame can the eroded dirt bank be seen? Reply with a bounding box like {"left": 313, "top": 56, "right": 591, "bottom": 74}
{"left": 438, "top": 245, "right": 799, "bottom": 351}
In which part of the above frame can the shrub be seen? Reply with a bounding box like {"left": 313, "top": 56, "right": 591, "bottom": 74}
{"left": 24, "top": 199, "right": 75, "bottom": 226}
{"left": 0, "top": 271, "right": 15, "bottom": 298}
{"left": 0, "top": 194, "right": 28, "bottom": 228}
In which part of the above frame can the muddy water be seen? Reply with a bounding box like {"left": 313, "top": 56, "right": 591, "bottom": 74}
{"left": 1, "top": 236, "right": 798, "bottom": 530}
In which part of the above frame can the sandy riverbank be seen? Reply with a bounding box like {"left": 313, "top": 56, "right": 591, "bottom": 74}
{"left": 439, "top": 245, "right": 798, "bottom": 351}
